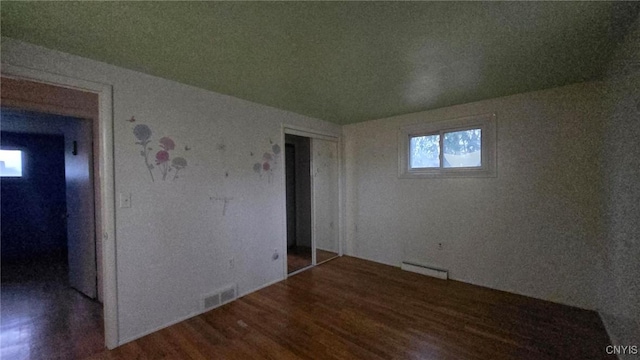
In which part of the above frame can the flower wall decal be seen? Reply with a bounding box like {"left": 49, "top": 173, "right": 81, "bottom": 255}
{"left": 155, "top": 150, "right": 171, "bottom": 180}
{"left": 156, "top": 150, "right": 169, "bottom": 164}
{"left": 134, "top": 124, "right": 155, "bottom": 181}
{"left": 159, "top": 137, "right": 175, "bottom": 151}
{"left": 253, "top": 141, "right": 281, "bottom": 183}
{"left": 132, "top": 122, "right": 188, "bottom": 182}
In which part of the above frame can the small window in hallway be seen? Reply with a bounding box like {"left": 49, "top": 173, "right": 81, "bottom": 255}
{"left": 0, "top": 149, "right": 23, "bottom": 177}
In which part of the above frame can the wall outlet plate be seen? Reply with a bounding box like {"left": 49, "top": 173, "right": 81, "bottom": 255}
{"left": 119, "top": 193, "right": 131, "bottom": 208}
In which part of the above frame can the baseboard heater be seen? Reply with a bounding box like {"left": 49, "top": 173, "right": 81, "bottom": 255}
{"left": 401, "top": 261, "right": 448, "bottom": 280}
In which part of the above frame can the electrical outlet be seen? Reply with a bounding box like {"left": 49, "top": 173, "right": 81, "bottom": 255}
{"left": 438, "top": 243, "right": 443, "bottom": 250}
{"left": 229, "top": 258, "right": 234, "bottom": 269}
{"left": 272, "top": 249, "right": 279, "bottom": 261}
{"left": 119, "top": 193, "right": 131, "bottom": 208}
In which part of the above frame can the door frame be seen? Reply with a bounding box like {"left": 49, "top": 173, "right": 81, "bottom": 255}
{"left": 1, "top": 64, "right": 119, "bottom": 349}
{"left": 281, "top": 124, "right": 342, "bottom": 279}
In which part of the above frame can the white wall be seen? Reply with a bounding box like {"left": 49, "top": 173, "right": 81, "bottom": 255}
{"left": 344, "top": 81, "right": 606, "bottom": 310}
{"left": 599, "top": 18, "right": 640, "bottom": 356}
{"left": 1, "top": 38, "right": 340, "bottom": 344}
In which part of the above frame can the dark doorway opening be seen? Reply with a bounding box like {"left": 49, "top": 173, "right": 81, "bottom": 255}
{"left": 0, "top": 109, "right": 103, "bottom": 359}
{"left": 285, "top": 134, "right": 312, "bottom": 273}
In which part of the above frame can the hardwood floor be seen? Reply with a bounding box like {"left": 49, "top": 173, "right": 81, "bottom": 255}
{"left": 316, "top": 249, "right": 338, "bottom": 264}
{"left": 287, "top": 246, "right": 312, "bottom": 273}
{"left": 89, "top": 256, "right": 612, "bottom": 360}
{"left": 0, "top": 255, "right": 104, "bottom": 360}
{"left": 288, "top": 247, "right": 339, "bottom": 273}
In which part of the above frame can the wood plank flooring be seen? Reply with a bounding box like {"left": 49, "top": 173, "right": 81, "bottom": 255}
{"left": 0, "top": 255, "right": 104, "bottom": 360}
{"left": 89, "top": 256, "right": 612, "bottom": 360}
{"left": 287, "top": 246, "right": 312, "bottom": 273}
{"left": 316, "top": 249, "right": 338, "bottom": 264}
{"left": 287, "top": 247, "right": 338, "bottom": 273}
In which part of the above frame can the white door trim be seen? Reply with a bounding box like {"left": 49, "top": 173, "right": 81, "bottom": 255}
{"left": 310, "top": 138, "right": 317, "bottom": 267}
{"left": 283, "top": 124, "right": 340, "bottom": 141}
{"left": 1, "top": 63, "right": 119, "bottom": 349}
{"left": 281, "top": 124, "right": 343, "bottom": 279}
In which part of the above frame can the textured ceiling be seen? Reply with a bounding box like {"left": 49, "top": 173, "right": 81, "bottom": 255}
{"left": 2, "top": 2, "right": 639, "bottom": 125}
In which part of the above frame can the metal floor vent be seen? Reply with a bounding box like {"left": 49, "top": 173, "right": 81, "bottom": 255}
{"left": 220, "top": 287, "right": 236, "bottom": 304}
{"left": 203, "top": 284, "right": 237, "bottom": 311}
{"left": 204, "top": 293, "right": 221, "bottom": 309}
{"left": 401, "top": 261, "right": 448, "bottom": 280}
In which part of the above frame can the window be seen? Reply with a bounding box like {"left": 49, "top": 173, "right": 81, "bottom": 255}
{"left": 0, "top": 149, "right": 24, "bottom": 177}
{"left": 398, "top": 113, "right": 496, "bottom": 178}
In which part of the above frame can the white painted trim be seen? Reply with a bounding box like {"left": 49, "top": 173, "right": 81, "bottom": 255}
{"left": 337, "top": 132, "right": 344, "bottom": 257}
{"left": 310, "top": 138, "right": 317, "bottom": 266}
{"left": 279, "top": 124, "right": 289, "bottom": 280}
{"left": 398, "top": 113, "right": 497, "bottom": 179}
{"left": 1, "top": 63, "right": 119, "bottom": 349}
{"left": 401, "top": 262, "right": 449, "bottom": 280}
{"left": 283, "top": 124, "right": 340, "bottom": 141}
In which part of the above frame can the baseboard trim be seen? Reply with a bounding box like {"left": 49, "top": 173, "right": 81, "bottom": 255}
{"left": 401, "top": 261, "right": 448, "bottom": 280}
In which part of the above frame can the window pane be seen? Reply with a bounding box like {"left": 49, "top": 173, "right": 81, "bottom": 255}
{"left": 0, "top": 150, "right": 23, "bottom": 177}
{"left": 443, "top": 129, "right": 481, "bottom": 168}
{"left": 410, "top": 134, "right": 440, "bottom": 168}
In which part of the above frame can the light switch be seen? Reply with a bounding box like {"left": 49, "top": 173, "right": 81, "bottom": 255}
{"left": 119, "top": 193, "right": 131, "bottom": 208}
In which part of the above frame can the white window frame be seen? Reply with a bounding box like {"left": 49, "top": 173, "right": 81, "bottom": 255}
{"left": 398, "top": 113, "right": 496, "bottom": 178}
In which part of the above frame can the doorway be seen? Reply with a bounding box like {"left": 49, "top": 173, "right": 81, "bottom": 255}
{"left": 284, "top": 129, "right": 340, "bottom": 276}
{"left": 285, "top": 134, "right": 312, "bottom": 273}
{"left": 0, "top": 67, "right": 117, "bottom": 349}
{"left": 0, "top": 109, "right": 104, "bottom": 359}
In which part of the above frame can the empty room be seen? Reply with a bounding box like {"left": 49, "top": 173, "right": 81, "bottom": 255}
{"left": 1, "top": 2, "right": 638, "bottom": 359}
